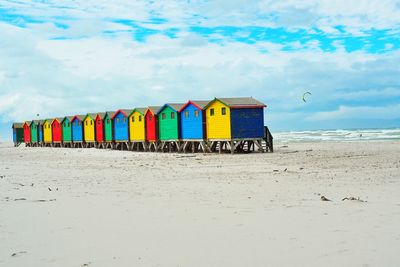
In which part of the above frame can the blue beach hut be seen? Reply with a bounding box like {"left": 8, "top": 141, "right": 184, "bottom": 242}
{"left": 112, "top": 109, "right": 132, "bottom": 142}
{"left": 179, "top": 100, "right": 210, "bottom": 140}
{"left": 71, "top": 115, "right": 85, "bottom": 142}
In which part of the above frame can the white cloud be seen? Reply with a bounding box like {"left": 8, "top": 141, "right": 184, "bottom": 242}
{"left": 306, "top": 104, "right": 400, "bottom": 121}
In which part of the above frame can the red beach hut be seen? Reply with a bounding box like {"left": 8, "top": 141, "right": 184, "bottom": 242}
{"left": 23, "top": 122, "right": 31, "bottom": 143}
{"left": 51, "top": 118, "right": 62, "bottom": 143}
{"left": 145, "top": 106, "right": 161, "bottom": 141}
{"left": 95, "top": 113, "right": 105, "bottom": 142}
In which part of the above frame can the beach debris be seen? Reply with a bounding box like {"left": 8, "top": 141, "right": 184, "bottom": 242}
{"left": 14, "top": 198, "right": 27, "bottom": 201}
{"left": 281, "top": 145, "right": 288, "bottom": 148}
{"left": 299, "top": 167, "right": 304, "bottom": 170}
{"left": 282, "top": 150, "right": 299, "bottom": 154}
{"left": 284, "top": 168, "right": 288, "bottom": 172}
{"left": 13, "top": 182, "right": 25, "bottom": 187}
{"left": 273, "top": 169, "right": 279, "bottom": 172}
{"left": 31, "top": 183, "right": 34, "bottom": 187}
{"left": 0, "top": 175, "right": 4, "bottom": 179}
{"left": 342, "top": 197, "right": 367, "bottom": 202}
{"left": 320, "top": 196, "right": 332, "bottom": 201}
{"left": 11, "top": 251, "right": 27, "bottom": 257}
{"left": 48, "top": 187, "right": 52, "bottom": 191}
{"left": 33, "top": 199, "right": 56, "bottom": 202}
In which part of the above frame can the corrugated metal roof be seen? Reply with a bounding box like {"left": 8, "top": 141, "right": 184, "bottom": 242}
{"left": 96, "top": 112, "right": 106, "bottom": 119}
{"left": 131, "top": 108, "right": 147, "bottom": 115}
{"left": 217, "top": 97, "right": 266, "bottom": 107}
{"left": 86, "top": 113, "right": 99, "bottom": 119}
{"left": 31, "top": 119, "right": 45, "bottom": 125}
{"left": 189, "top": 100, "right": 210, "bottom": 109}
{"left": 12, "top": 122, "right": 24, "bottom": 128}
{"left": 72, "top": 115, "right": 86, "bottom": 121}
{"left": 60, "top": 116, "right": 74, "bottom": 122}
{"left": 121, "top": 109, "right": 133, "bottom": 116}
{"left": 147, "top": 106, "right": 162, "bottom": 114}
{"left": 105, "top": 111, "right": 116, "bottom": 118}
{"left": 167, "top": 103, "right": 185, "bottom": 111}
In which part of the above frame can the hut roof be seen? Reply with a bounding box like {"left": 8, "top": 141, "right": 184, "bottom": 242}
{"left": 105, "top": 111, "right": 116, "bottom": 118}
{"left": 96, "top": 112, "right": 106, "bottom": 119}
{"left": 71, "top": 115, "right": 86, "bottom": 121}
{"left": 129, "top": 108, "right": 147, "bottom": 116}
{"left": 112, "top": 109, "right": 133, "bottom": 119}
{"left": 12, "top": 122, "right": 24, "bottom": 128}
{"left": 52, "top": 117, "right": 64, "bottom": 124}
{"left": 85, "top": 113, "right": 98, "bottom": 120}
{"left": 179, "top": 100, "right": 210, "bottom": 112}
{"left": 146, "top": 106, "right": 162, "bottom": 115}
{"left": 61, "top": 116, "right": 74, "bottom": 123}
{"left": 30, "top": 119, "right": 45, "bottom": 125}
{"left": 216, "top": 97, "right": 266, "bottom": 108}
{"left": 157, "top": 103, "right": 185, "bottom": 114}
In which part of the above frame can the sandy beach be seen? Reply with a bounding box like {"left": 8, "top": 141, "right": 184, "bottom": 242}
{"left": 0, "top": 141, "right": 399, "bottom": 267}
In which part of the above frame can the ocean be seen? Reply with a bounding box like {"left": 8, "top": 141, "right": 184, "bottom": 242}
{"left": 273, "top": 128, "right": 400, "bottom": 143}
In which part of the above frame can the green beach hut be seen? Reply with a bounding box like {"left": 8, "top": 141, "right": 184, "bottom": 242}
{"left": 61, "top": 116, "right": 73, "bottom": 144}
{"left": 29, "top": 120, "right": 42, "bottom": 143}
{"left": 157, "top": 103, "right": 184, "bottom": 141}
{"left": 104, "top": 111, "right": 115, "bottom": 142}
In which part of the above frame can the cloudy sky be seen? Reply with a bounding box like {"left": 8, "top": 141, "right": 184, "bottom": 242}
{"left": 1, "top": 0, "right": 400, "bottom": 140}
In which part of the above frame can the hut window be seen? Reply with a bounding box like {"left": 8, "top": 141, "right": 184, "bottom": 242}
{"left": 116, "top": 118, "right": 120, "bottom": 123}
{"left": 132, "top": 116, "right": 135, "bottom": 122}
{"left": 221, "top": 107, "right": 226, "bottom": 115}
{"left": 185, "top": 111, "right": 189, "bottom": 118}
{"left": 149, "top": 115, "right": 153, "bottom": 121}
{"left": 97, "top": 120, "right": 101, "bottom": 125}
{"left": 123, "top": 118, "right": 126, "bottom": 123}
{"left": 194, "top": 110, "right": 199, "bottom": 117}
{"left": 171, "top": 112, "right": 175, "bottom": 119}
{"left": 79, "top": 122, "right": 81, "bottom": 126}
{"left": 86, "top": 121, "right": 88, "bottom": 126}
{"left": 68, "top": 123, "right": 70, "bottom": 127}
{"left": 162, "top": 113, "right": 166, "bottom": 120}
{"left": 107, "top": 119, "right": 110, "bottom": 124}
{"left": 139, "top": 116, "right": 142, "bottom": 122}
{"left": 210, "top": 108, "right": 215, "bottom": 116}
{"left": 90, "top": 120, "right": 93, "bottom": 125}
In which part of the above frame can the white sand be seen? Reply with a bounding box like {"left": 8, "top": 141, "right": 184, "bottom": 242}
{"left": 0, "top": 141, "right": 399, "bottom": 267}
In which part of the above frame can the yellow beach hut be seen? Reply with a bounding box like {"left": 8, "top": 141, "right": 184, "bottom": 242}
{"left": 205, "top": 97, "right": 266, "bottom": 140}
{"left": 83, "top": 113, "right": 96, "bottom": 143}
{"left": 43, "top": 119, "right": 53, "bottom": 143}
{"left": 128, "top": 108, "right": 147, "bottom": 142}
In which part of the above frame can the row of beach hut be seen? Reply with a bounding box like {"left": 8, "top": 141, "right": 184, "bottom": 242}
{"left": 12, "top": 97, "right": 273, "bottom": 153}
